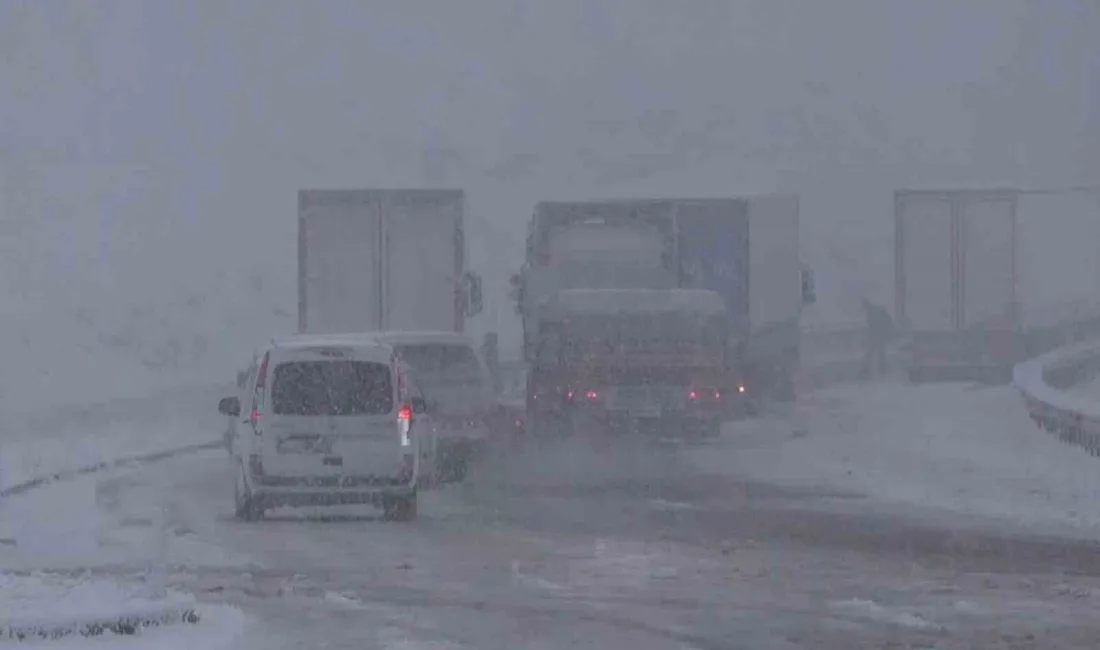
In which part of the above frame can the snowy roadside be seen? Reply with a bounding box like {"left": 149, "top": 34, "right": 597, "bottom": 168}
{"left": 0, "top": 384, "right": 228, "bottom": 494}
{"left": 699, "top": 381, "right": 1100, "bottom": 539}
{"left": 0, "top": 572, "right": 244, "bottom": 649}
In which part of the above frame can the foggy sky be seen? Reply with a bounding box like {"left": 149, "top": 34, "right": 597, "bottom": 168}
{"left": 1, "top": 0, "right": 1097, "bottom": 401}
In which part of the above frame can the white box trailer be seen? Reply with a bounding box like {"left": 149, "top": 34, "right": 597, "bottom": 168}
{"left": 298, "top": 189, "right": 482, "bottom": 335}
{"left": 895, "top": 187, "right": 1100, "bottom": 381}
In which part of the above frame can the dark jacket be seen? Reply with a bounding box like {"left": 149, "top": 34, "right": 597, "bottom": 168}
{"left": 862, "top": 299, "right": 894, "bottom": 345}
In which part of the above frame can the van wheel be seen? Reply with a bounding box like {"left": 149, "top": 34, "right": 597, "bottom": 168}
{"left": 234, "top": 465, "right": 263, "bottom": 522}
{"left": 383, "top": 494, "right": 418, "bottom": 522}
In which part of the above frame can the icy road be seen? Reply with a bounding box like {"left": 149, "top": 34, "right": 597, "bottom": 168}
{"left": 5, "top": 381, "right": 1100, "bottom": 648}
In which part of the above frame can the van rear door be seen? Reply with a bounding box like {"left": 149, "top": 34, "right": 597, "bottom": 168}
{"left": 261, "top": 347, "right": 406, "bottom": 480}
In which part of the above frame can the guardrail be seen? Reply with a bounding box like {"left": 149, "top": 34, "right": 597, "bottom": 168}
{"left": 1014, "top": 339, "right": 1100, "bottom": 455}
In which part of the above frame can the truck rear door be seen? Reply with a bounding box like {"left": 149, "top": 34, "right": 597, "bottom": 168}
{"left": 959, "top": 195, "right": 1016, "bottom": 329}
{"left": 896, "top": 193, "right": 954, "bottom": 332}
{"left": 381, "top": 191, "right": 464, "bottom": 332}
{"left": 299, "top": 191, "right": 383, "bottom": 334}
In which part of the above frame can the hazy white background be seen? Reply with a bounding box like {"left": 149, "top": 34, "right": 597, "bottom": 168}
{"left": 1, "top": 0, "right": 1097, "bottom": 408}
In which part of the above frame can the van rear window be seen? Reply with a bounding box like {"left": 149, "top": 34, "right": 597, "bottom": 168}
{"left": 271, "top": 361, "right": 393, "bottom": 416}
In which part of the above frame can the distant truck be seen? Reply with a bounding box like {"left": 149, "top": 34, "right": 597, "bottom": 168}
{"left": 895, "top": 187, "right": 1100, "bottom": 382}
{"left": 297, "top": 189, "right": 483, "bottom": 335}
{"left": 514, "top": 196, "right": 814, "bottom": 438}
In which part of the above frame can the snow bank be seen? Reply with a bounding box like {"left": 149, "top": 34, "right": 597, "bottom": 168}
{"left": 0, "top": 385, "right": 227, "bottom": 493}
{"left": 0, "top": 573, "right": 244, "bottom": 647}
{"left": 697, "top": 381, "right": 1100, "bottom": 537}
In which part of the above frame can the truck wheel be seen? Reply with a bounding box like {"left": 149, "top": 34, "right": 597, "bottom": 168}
{"left": 233, "top": 465, "right": 263, "bottom": 522}
{"left": 383, "top": 493, "right": 418, "bottom": 522}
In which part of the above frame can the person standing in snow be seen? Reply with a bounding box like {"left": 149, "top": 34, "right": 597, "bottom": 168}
{"left": 860, "top": 297, "right": 893, "bottom": 378}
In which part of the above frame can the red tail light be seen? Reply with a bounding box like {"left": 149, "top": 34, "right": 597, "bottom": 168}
{"left": 585, "top": 390, "right": 600, "bottom": 401}
{"left": 250, "top": 352, "right": 270, "bottom": 435}
{"left": 397, "top": 403, "right": 412, "bottom": 447}
{"left": 688, "top": 390, "right": 699, "bottom": 401}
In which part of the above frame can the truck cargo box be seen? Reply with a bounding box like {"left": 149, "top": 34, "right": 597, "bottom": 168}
{"left": 298, "top": 189, "right": 474, "bottom": 334}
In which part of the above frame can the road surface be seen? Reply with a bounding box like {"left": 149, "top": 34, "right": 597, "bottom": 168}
{"left": 4, "top": 381, "right": 1100, "bottom": 648}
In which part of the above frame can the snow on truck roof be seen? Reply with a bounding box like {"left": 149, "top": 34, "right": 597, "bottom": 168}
{"left": 539, "top": 289, "right": 726, "bottom": 317}
{"left": 367, "top": 330, "right": 476, "bottom": 347}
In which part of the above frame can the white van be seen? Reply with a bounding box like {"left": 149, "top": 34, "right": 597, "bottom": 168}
{"left": 218, "top": 335, "right": 429, "bottom": 521}
{"left": 368, "top": 331, "right": 494, "bottom": 482}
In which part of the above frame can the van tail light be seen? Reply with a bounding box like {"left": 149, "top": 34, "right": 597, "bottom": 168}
{"left": 250, "top": 352, "right": 270, "bottom": 436}
{"left": 398, "top": 403, "right": 412, "bottom": 447}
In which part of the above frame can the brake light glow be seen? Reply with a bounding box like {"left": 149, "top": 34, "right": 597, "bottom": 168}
{"left": 585, "top": 390, "right": 600, "bottom": 401}
{"left": 688, "top": 390, "right": 699, "bottom": 401}
{"left": 250, "top": 352, "right": 270, "bottom": 435}
{"left": 397, "top": 402, "right": 412, "bottom": 447}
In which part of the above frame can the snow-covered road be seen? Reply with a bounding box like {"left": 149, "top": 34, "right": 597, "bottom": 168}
{"left": 5, "top": 380, "right": 1100, "bottom": 648}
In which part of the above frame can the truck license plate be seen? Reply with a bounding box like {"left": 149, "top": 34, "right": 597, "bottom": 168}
{"left": 631, "top": 405, "right": 661, "bottom": 418}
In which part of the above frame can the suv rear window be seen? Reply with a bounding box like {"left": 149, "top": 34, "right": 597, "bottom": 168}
{"left": 396, "top": 344, "right": 481, "bottom": 377}
{"left": 271, "top": 361, "right": 393, "bottom": 416}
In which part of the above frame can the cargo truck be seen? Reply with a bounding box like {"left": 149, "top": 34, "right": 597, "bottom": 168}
{"left": 895, "top": 187, "right": 1100, "bottom": 382}
{"left": 514, "top": 196, "right": 814, "bottom": 439}
{"left": 514, "top": 200, "right": 716, "bottom": 439}
{"left": 297, "top": 188, "right": 482, "bottom": 335}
